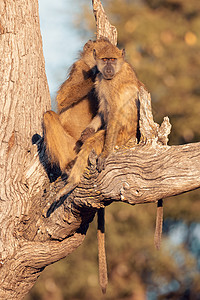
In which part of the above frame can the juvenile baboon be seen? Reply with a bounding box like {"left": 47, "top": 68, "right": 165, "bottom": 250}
{"left": 55, "top": 40, "right": 163, "bottom": 249}
{"left": 43, "top": 38, "right": 112, "bottom": 172}
{"left": 56, "top": 42, "right": 143, "bottom": 200}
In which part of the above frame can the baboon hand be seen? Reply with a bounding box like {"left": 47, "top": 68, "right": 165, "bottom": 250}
{"left": 80, "top": 127, "right": 95, "bottom": 142}
{"left": 74, "top": 127, "right": 96, "bottom": 153}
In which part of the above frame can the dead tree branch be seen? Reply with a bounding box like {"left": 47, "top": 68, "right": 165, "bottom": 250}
{"left": 93, "top": 0, "right": 117, "bottom": 45}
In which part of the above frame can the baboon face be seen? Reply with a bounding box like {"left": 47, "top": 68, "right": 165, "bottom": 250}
{"left": 93, "top": 46, "right": 125, "bottom": 80}
{"left": 97, "top": 58, "right": 117, "bottom": 80}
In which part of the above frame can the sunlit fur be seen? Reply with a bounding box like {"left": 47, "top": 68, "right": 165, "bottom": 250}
{"left": 43, "top": 38, "right": 112, "bottom": 172}
{"left": 56, "top": 42, "right": 145, "bottom": 197}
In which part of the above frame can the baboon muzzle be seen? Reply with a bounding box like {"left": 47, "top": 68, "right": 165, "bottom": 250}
{"left": 103, "top": 64, "right": 115, "bottom": 79}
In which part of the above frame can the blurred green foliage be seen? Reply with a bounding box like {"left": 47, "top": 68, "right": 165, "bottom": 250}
{"left": 26, "top": 0, "right": 200, "bottom": 299}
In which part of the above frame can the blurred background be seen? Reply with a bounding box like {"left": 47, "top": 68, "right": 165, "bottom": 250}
{"left": 25, "top": 0, "right": 200, "bottom": 299}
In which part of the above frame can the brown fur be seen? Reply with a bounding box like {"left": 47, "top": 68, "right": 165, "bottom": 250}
{"left": 43, "top": 111, "right": 77, "bottom": 171}
{"left": 43, "top": 38, "right": 112, "bottom": 172}
{"left": 55, "top": 129, "right": 105, "bottom": 199}
{"left": 53, "top": 129, "right": 107, "bottom": 294}
{"left": 94, "top": 45, "right": 141, "bottom": 166}
{"left": 56, "top": 43, "right": 142, "bottom": 201}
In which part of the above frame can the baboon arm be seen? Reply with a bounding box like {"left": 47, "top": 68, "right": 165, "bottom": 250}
{"left": 103, "top": 112, "right": 120, "bottom": 156}
{"left": 97, "top": 113, "right": 120, "bottom": 172}
{"left": 83, "top": 113, "right": 103, "bottom": 133}
{"left": 57, "top": 61, "right": 95, "bottom": 112}
{"left": 74, "top": 113, "right": 103, "bottom": 152}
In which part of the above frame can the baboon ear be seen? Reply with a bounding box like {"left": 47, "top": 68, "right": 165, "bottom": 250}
{"left": 83, "top": 40, "right": 93, "bottom": 51}
{"left": 93, "top": 48, "right": 97, "bottom": 59}
{"left": 122, "top": 48, "right": 125, "bottom": 58}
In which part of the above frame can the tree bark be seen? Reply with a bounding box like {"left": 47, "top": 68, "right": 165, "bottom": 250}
{"left": 0, "top": 0, "right": 200, "bottom": 299}
{"left": 0, "top": 0, "right": 51, "bottom": 298}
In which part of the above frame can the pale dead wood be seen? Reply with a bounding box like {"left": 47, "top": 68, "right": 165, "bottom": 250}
{"left": 93, "top": 0, "right": 117, "bottom": 45}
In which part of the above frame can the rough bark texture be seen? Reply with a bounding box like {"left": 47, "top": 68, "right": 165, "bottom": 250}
{"left": 93, "top": 0, "right": 117, "bottom": 45}
{"left": 0, "top": 0, "right": 51, "bottom": 298}
{"left": 0, "top": 0, "right": 199, "bottom": 299}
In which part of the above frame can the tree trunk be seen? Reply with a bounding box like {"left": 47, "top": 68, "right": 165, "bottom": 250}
{"left": 0, "top": 0, "right": 200, "bottom": 299}
{"left": 0, "top": 0, "right": 51, "bottom": 297}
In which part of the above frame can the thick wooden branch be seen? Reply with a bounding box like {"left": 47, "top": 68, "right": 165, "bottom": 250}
{"left": 81, "top": 142, "right": 200, "bottom": 205}
{"left": 20, "top": 140, "right": 200, "bottom": 245}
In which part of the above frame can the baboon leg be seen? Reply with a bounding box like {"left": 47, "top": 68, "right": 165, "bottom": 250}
{"left": 43, "top": 110, "right": 77, "bottom": 172}
{"left": 56, "top": 129, "right": 105, "bottom": 200}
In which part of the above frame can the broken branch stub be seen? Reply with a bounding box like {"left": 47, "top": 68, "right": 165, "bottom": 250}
{"left": 92, "top": 0, "right": 117, "bottom": 45}
{"left": 139, "top": 86, "right": 171, "bottom": 145}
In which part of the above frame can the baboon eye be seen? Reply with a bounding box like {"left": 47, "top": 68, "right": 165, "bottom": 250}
{"left": 111, "top": 58, "right": 116, "bottom": 61}
{"left": 102, "top": 58, "right": 107, "bottom": 62}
